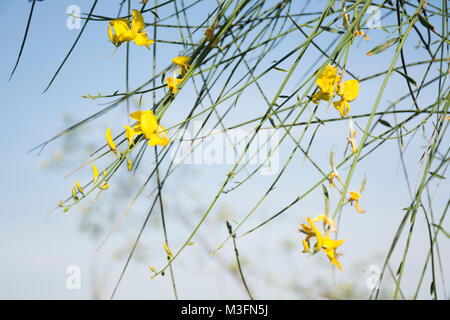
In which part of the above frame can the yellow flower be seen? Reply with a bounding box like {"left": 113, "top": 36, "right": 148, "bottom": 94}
{"left": 130, "top": 110, "right": 171, "bottom": 147}
{"left": 108, "top": 10, "right": 153, "bottom": 49}
{"left": 106, "top": 127, "right": 117, "bottom": 155}
{"left": 172, "top": 56, "right": 191, "bottom": 75}
{"left": 92, "top": 164, "right": 99, "bottom": 184}
{"left": 333, "top": 79, "right": 359, "bottom": 118}
{"left": 108, "top": 19, "right": 134, "bottom": 47}
{"left": 166, "top": 75, "right": 182, "bottom": 93}
{"left": 347, "top": 118, "right": 357, "bottom": 153}
{"left": 124, "top": 125, "right": 135, "bottom": 147}
{"left": 300, "top": 215, "right": 344, "bottom": 270}
{"left": 348, "top": 191, "right": 366, "bottom": 213}
{"left": 131, "top": 110, "right": 158, "bottom": 138}
{"left": 328, "top": 172, "right": 338, "bottom": 188}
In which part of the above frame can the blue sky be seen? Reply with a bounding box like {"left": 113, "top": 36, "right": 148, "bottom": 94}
{"left": 0, "top": 0, "right": 448, "bottom": 299}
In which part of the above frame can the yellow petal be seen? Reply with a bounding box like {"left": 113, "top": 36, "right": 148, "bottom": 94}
{"left": 157, "top": 126, "right": 171, "bottom": 146}
{"left": 342, "top": 79, "right": 359, "bottom": 101}
{"left": 109, "top": 18, "right": 130, "bottom": 27}
{"left": 299, "top": 223, "right": 313, "bottom": 236}
{"left": 302, "top": 238, "right": 310, "bottom": 253}
{"left": 124, "top": 125, "right": 135, "bottom": 147}
{"left": 172, "top": 56, "right": 190, "bottom": 65}
{"left": 148, "top": 128, "right": 170, "bottom": 147}
{"left": 99, "top": 182, "right": 109, "bottom": 190}
{"left": 112, "top": 20, "right": 136, "bottom": 42}
{"left": 307, "top": 217, "right": 323, "bottom": 252}
{"left": 75, "top": 180, "right": 84, "bottom": 195}
{"left": 328, "top": 173, "right": 335, "bottom": 188}
{"left": 312, "top": 89, "right": 331, "bottom": 104}
{"left": 333, "top": 99, "right": 350, "bottom": 118}
{"left": 92, "top": 164, "right": 99, "bottom": 184}
{"left": 133, "top": 124, "right": 143, "bottom": 135}
{"left": 204, "top": 28, "right": 213, "bottom": 40}
{"left": 148, "top": 134, "right": 169, "bottom": 147}
{"left": 349, "top": 191, "right": 361, "bottom": 201}
{"left": 140, "top": 110, "right": 158, "bottom": 139}
{"left": 323, "top": 247, "right": 343, "bottom": 270}
{"left": 133, "top": 32, "right": 153, "bottom": 47}
{"left": 166, "top": 77, "right": 182, "bottom": 93}
{"left": 163, "top": 243, "right": 173, "bottom": 258}
{"left": 313, "top": 214, "right": 337, "bottom": 233}
{"left": 72, "top": 186, "right": 77, "bottom": 201}
{"left": 130, "top": 110, "right": 143, "bottom": 121}
{"left": 347, "top": 136, "right": 357, "bottom": 153}
{"left": 355, "top": 200, "right": 366, "bottom": 214}
{"left": 106, "top": 127, "right": 117, "bottom": 154}
{"left": 316, "top": 65, "right": 337, "bottom": 95}
{"left": 323, "top": 236, "right": 344, "bottom": 251}
{"left": 108, "top": 25, "right": 116, "bottom": 44}
{"left": 131, "top": 9, "right": 145, "bottom": 32}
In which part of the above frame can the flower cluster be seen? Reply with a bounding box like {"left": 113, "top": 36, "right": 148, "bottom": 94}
{"left": 62, "top": 109, "right": 170, "bottom": 210}
{"left": 57, "top": 9, "right": 187, "bottom": 208}
{"left": 326, "top": 120, "right": 367, "bottom": 214}
{"left": 302, "top": 121, "right": 367, "bottom": 269}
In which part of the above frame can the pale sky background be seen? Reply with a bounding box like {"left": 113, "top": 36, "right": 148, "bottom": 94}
{"left": 0, "top": 0, "right": 448, "bottom": 299}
